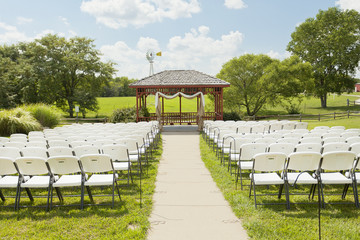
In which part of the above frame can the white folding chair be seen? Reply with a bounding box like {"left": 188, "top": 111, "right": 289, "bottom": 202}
{"left": 15, "top": 157, "right": 55, "bottom": 211}
{"left": 319, "top": 151, "right": 358, "bottom": 207}
{"left": 228, "top": 137, "right": 254, "bottom": 173}
{"left": 285, "top": 152, "right": 322, "bottom": 206}
{"left": 21, "top": 147, "right": 48, "bottom": 159}
{"left": 276, "top": 138, "right": 300, "bottom": 145}
{"left": 47, "top": 140, "right": 70, "bottom": 148}
{"left": 236, "top": 143, "right": 268, "bottom": 190}
{"left": 47, "top": 156, "right": 84, "bottom": 209}
{"left": 268, "top": 143, "right": 295, "bottom": 157}
{"left": 47, "top": 146, "right": 74, "bottom": 157}
{"left": 346, "top": 137, "right": 360, "bottom": 145}
{"left": 73, "top": 145, "right": 100, "bottom": 158}
{"left": 80, "top": 154, "right": 121, "bottom": 208}
{"left": 249, "top": 152, "right": 288, "bottom": 209}
{"left": 295, "top": 143, "right": 323, "bottom": 153}
{"left": 102, "top": 144, "right": 133, "bottom": 185}
{"left": 322, "top": 142, "right": 350, "bottom": 154}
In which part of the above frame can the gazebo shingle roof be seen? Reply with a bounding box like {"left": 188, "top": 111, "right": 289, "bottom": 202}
{"left": 130, "top": 70, "right": 230, "bottom": 87}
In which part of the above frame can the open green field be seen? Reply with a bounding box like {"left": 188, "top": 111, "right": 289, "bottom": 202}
{"left": 89, "top": 93, "right": 360, "bottom": 119}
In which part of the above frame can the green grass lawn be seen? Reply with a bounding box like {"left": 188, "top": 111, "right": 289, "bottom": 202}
{"left": 0, "top": 141, "right": 162, "bottom": 239}
{"left": 88, "top": 93, "right": 360, "bottom": 120}
{"left": 200, "top": 137, "right": 360, "bottom": 240}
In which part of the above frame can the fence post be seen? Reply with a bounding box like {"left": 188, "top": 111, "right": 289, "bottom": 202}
{"left": 300, "top": 113, "right": 302, "bottom": 122}
{"left": 348, "top": 110, "right": 350, "bottom": 118}
{"left": 318, "top": 114, "right": 320, "bottom": 121}
{"left": 334, "top": 112, "right": 336, "bottom": 120}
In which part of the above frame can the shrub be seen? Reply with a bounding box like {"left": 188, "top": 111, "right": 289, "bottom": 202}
{"left": 0, "top": 108, "right": 42, "bottom": 136}
{"left": 23, "top": 103, "right": 62, "bottom": 128}
{"left": 110, "top": 107, "right": 136, "bottom": 123}
{"left": 223, "top": 111, "right": 242, "bottom": 121}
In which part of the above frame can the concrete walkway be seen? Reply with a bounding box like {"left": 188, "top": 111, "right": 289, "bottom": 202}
{"left": 147, "top": 128, "right": 249, "bottom": 240}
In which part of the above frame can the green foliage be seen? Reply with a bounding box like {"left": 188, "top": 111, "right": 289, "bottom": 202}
{"left": 217, "top": 54, "right": 312, "bottom": 117}
{"left": 139, "top": 106, "right": 150, "bottom": 118}
{"left": 223, "top": 111, "right": 242, "bottom": 121}
{"left": 110, "top": 107, "right": 137, "bottom": 123}
{"left": 22, "top": 103, "right": 62, "bottom": 128}
{"left": 102, "top": 76, "right": 137, "bottom": 97}
{"left": 0, "top": 108, "right": 42, "bottom": 136}
{"left": 288, "top": 7, "right": 360, "bottom": 107}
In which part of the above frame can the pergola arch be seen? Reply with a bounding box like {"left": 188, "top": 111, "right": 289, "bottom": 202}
{"left": 130, "top": 70, "right": 230, "bottom": 127}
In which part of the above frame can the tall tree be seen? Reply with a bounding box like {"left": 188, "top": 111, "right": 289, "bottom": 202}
{"left": 287, "top": 7, "right": 360, "bottom": 108}
{"left": 217, "top": 54, "right": 276, "bottom": 116}
{"left": 23, "top": 34, "right": 115, "bottom": 117}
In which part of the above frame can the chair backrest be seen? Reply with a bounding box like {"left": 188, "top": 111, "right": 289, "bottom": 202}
{"left": 0, "top": 157, "right": 18, "bottom": 175}
{"left": 346, "top": 136, "right": 360, "bottom": 145}
{"left": 350, "top": 143, "right": 360, "bottom": 156}
{"left": 80, "top": 154, "right": 113, "bottom": 173}
{"left": 322, "top": 133, "right": 342, "bottom": 139}
{"left": 47, "top": 156, "right": 81, "bottom": 175}
{"left": 115, "top": 138, "right": 138, "bottom": 152}
{"left": 101, "top": 144, "right": 128, "bottom": 162}
{"left": 268, "top": 143, "right": 295, "bottom": 156}
{"left": 92, "top": 139, "right": 115, "bottom": 147}
{"left": 237, "top": 125, "right": 252, "bottom": 134}
{"left": 276, "top": 138, "right": 299, "bottom": 145}
{"left": 253, "top": 138, "right": 275, "bottom": 146}
{"left": 252, "top": 152, "right": 287, "bottom": 172}
{"left": 47, "top": 140, "right": 70, "bottom": 148}
{"left": 251, "top": 124, "right": 265, "bottom": 134}
{"left": 295, "top": 122, "right": 308, "bottom": 130}
{"left": 341, "top": 132, "right": 359, "bottom": 139}
{"left": 282, "top": 121, "right": 297, "bottom": 130}
{"left": 240, "top": 143, "right": 268, "bottom": 160}
{"left": 0, "top": 147, "right": 22, "bottom": 159}
{"left": 230, "top": 137, "right": 253, "bottom": 153}
{"left": 73, "top": 145, "right": 99, "bottom": 157}
{"left": 21, "top": 147, "right": 48, "bottom": 159}
{"left": 25, "top": 141, "right": 48, "bottom": 148}
{"left": 321, "top": 151, "right": 356, "bottom": 171}
{"left": 287, "top": 152, "right": 322, "bottom": 171}
{"left": 9, "top": 136, "right": 27, "bottom": 143}
{"left": 69, "top": 140, "right": 89, "bottom": 148}
{"left": 0, "top": 137, "right": 9, "bottom": 144}
{"left": 47, "top": 146, "right": 74, "bottom": 157}
{"left": 299, "top": 137, "right": 322, "bottom": 144}
{"left": 322, "top": 137, "right": 345, "bottom": 145}
{"left": 295, "top": 143, "right": 322, "bottom": 153}
{"left": 282, "top": 133, "right": 303, "bottom": 139}
{"left": 322, "top": 142, "right": 350, "bottom": 154}
{"left": 269, "top": 122, "right": 283, "bottom": 132}
{"left": 4, "top": 142, "right": 26, "bottom": 149}
{"left": 15, "top": 157, "right": 48, "bottom": 175}
{"left": 314, "top": 126, "right": 330, "bottom": 131}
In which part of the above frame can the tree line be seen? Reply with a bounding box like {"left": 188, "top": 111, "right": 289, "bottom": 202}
{"left": 0, "top": 34, "right": 136, "bottom": 118}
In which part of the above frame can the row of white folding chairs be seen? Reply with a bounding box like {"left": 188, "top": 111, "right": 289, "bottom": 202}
{"left": 0, "top": 153, "right": 125, "bottom": 210}
{"left": 249, "top": 151, "right": 360, "bottom": 209}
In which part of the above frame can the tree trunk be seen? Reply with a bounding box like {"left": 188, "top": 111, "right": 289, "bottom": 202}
{"left": 320, "top": 93, "right": 327, "bottom": 108}
{"left": 68, "top": 100, "right": 74, "bottom": 118}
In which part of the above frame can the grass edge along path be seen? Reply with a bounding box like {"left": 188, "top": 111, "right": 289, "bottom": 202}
{"left": 0, "top": 138, "right": 162, "bottom": 240}
{"left": 199, "top": 136, "right": 360, "bottom": 240}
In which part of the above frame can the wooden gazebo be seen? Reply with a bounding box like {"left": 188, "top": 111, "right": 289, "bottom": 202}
{"left": 130, "top": 70, "right": 230, "bottom": 126}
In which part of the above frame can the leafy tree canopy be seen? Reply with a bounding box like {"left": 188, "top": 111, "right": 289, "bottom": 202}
{"left": 287, "top": 7, "right": 360, "bottom": 107}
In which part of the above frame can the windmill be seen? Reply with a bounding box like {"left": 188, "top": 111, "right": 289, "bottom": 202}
{"left": 146, "top": 49, "right": 161, "bottom": 76}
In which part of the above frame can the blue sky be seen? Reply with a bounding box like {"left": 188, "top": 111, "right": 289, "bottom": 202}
{"left": 0, "top": 0, "right": 359, "bottom": 79}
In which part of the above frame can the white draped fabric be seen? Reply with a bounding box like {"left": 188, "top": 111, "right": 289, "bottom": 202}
{"left": 155, "top": 92, "right": 205, "bottom": 130}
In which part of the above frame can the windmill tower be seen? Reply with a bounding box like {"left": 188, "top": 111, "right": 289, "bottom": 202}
{"left": 146, "top": 49, "right": 161, "bottom": 76}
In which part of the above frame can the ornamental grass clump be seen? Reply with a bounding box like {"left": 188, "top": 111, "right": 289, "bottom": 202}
{"left": 110, "top": 107, "right": 136, "bottom": 123}
{"left": 23, "top": 103, "right": 62, "bottom": 128}
{"left": 0, "top": 108, "right": 42, "bottom": 136}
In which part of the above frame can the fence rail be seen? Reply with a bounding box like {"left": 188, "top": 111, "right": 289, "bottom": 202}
{"left": 246, "top": 111, "right": 360, "bottom": 121}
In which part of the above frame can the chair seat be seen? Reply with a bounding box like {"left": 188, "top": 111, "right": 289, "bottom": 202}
{"left": 21, "top": 176, "right": 50, "bottom": 188}
{"left": 0, "top": 176, "right": 20, "bottom": 188}
{"left": 252, "top": 173, "right": 284, "bottom": 185}
{"left": 113, "top": 162, "right": 130, "bottom": 171}
{"left": 85, "top": 174, "right": 118, "bottom": 186}
{"left": 129, "top": 155, "right": 139, "bottom": 162}
{"left": 129, "top": 150, "right": 138, "bottom": 155}
{"left": 237, "top": 161, "right": 253, "bottom": 170}
{"left": 222, "top": 147, "right": 230, "bottom": 154}
{"left": 320, "top": 172, "right": 353, "bottom": 184}
{"left": 53, "top": 175, "right": 82, "bottom": 187}
{"left": 287, "top": 172, "right": 318, "bottom": 185}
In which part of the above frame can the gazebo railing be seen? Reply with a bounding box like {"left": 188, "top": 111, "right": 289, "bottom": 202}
{"left": 137, "top": 112, "right": 222, "bottom": 125}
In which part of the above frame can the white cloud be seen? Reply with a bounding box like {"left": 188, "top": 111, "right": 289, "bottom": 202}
{"left": 100, "top": 26, "right": 244, "bottom": 79}
{"left": 17, "top": 17, "right": 33, "bottom": 25}
{"left": 80, "top": 0, "right": 201, "bottom": 28}
{"left": 336, "top": 0, "right": 360, "bottom": 12}
{"left": 224, "top": 0, "right": 247, "bottom": 9}
{"left": 59, "top": 16, "right": 70, "bottom": 26}
{"left": 266, "top": 50, "right": 291, "bottom": 60}
{"left": 0, "top": 22, "right": 30, "bottom": 44}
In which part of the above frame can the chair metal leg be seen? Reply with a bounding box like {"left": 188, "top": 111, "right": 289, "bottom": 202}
{"left": 0, "top": 190, "right": 5, "bottom": 202}
{"left": 86, "top": 186, "right": 94, "bottom": 203}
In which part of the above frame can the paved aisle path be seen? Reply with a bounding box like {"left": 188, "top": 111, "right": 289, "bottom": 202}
{"left": 147, "top": 129, "right": 249, "bottom": 240}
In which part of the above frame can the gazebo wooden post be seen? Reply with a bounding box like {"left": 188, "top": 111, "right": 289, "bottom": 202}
{"left": 220, "top": 88, "right": 224, "bottom": 120}
{"left": 136, "top": 89, "right": 139, "bottom": 122}
{"left": 179, "top": 95, "right": 182, "bottom": 125}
